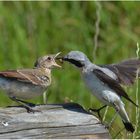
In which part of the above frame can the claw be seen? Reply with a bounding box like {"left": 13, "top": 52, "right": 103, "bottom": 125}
{"left": 26, "top": 107, "right": 42, "bottom": 113}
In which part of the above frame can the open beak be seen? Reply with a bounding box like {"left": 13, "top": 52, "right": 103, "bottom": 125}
{"left": 53, "top": 52, "right": 62, "bottom": 68}
{"left": 54, "top": 52, "right": 62, "bottom": 59}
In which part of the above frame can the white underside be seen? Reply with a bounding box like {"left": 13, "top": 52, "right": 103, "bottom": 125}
{"left": 82, "top": 71, "right": 130, "bottom": 122}
{"left": 83, "top": 71, "right": 121, "bottom": 106}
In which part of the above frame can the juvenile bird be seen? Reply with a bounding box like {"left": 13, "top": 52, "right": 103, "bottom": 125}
{"left": 0, "top": 52, "right": 61, "bottom": 113}
{"left": 61, "top": 51, "right": 140, "bottom": 133}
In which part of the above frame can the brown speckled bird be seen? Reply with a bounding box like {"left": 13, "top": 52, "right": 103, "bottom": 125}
{"left": 0, "top": 52, "right": 61, "bottom": 113}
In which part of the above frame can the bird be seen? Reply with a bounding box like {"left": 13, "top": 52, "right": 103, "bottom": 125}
{"left": 60, "top": 50, "right": 140, "bottom": 133}
{"left": 0, "top": 52, "right": 61, "bottom": 113}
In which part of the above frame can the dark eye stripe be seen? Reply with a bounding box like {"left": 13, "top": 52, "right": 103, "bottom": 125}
{"left": 64, "top": 58, "right": 84, "bottom": 67}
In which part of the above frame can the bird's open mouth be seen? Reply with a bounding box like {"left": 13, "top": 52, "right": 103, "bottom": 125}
{"left": 54, "top": 52, "right": 61, "bottom": 59}
{"left": 52, "top": 52, "right": 62, "bottom": 68}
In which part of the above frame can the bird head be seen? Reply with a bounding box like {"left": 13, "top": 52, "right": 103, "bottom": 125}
{"left": 61, "top": 51, "right": 90, "bottom": 68}
{"left": 34, "top": 52, "right": 61, "bottom": 69}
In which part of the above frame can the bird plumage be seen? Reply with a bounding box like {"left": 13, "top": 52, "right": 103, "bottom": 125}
{"left": 62, "top": 50, "right": 139, "bottom": 133}
{"left": 0, "top": 69, "right": 51, "bottom": 87}
{"left": 93, "top": 69, "right": 138, "bottom": 107}
{"left": 100, "top": 58, "right": 140, "bottom": 85}
{"left": 0, "top": 53, "right": 61, "bottom": 112}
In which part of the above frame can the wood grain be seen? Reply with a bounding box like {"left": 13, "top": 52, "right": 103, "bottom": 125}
{"left": 0, "top": 103, "right": 110, "bottom": 139}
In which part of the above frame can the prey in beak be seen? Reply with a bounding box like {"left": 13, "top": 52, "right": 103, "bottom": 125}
{"left": 56, "top": 54, "right": 85, "bottom": 68}
{"left": 55, "top": 52, "right": 65, "bottom": 64}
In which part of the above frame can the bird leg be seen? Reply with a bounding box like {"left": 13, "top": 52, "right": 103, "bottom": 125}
{"left": 9, "top": 96, "right": 41, "bottom": 113}
{"left": 13, "top": 98, "right": 36, "bottom": 107}
{"left": 89, "top": 105, "right": 107, "bottom": 121}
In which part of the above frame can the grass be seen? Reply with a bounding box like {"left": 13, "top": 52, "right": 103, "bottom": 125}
{"left": 0, "top": 1, "right": 139, "bottom": 138}
{"left": 133, "top": 43, "right": 140, "bottom": 139}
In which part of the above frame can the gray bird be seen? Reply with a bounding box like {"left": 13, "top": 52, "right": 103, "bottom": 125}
{"left": 61, "top": 51, "right": 140, "bottom": 133}
{"left": 0, "top": 52, "right": 61, "bottom": 113}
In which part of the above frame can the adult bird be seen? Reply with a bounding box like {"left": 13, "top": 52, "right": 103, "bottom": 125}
{"left": 61, "top": 51, "right": 140, "bottom": 133}
{"left": 0, "top": 52, "right": 61, "bottom": 113}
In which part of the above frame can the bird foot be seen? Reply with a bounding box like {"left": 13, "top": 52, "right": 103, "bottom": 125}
{"left": 26, "top": 107, "right": 42, "bottom": 113}
{"left": 104, "top": 123, "right": 110, "bottom": 129}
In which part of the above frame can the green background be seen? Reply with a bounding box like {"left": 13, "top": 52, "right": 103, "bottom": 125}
{"left": 0, "top": 1, "right": 139, "bottom": 138}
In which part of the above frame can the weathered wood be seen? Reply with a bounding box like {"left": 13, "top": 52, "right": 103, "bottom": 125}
{"left": 0, "top": 103, "right": 110, "bottom": 139}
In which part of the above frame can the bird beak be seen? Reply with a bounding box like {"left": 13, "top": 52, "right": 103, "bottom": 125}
{"left": 56, "top": 54, "right": 68, "bottom": 61}
{"left": 58, "top": 55, "right": 84, "bottom": 68}
{"left": 53, "top": 52, "right": 62, "bottom": 68}
{"left": 53, "top": 61, "right": 61, "bottom": 68}
{"left": 61, "top": 55, "right": 69, "bottom": 61}
{"left": 54, "top": 52, "right": 62, "bottom": 59}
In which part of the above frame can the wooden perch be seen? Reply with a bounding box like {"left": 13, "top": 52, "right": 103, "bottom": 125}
{"left": 0, "top": 103, "right": 110, "bottom": 139}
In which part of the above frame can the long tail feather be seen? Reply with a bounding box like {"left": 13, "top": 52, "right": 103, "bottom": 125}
{"left": 122, "top": 121, "right": 135, "bottom": 133}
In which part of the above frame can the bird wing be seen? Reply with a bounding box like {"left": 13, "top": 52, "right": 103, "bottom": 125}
{"left": 100, "top": 58, "right": 140, "bottom": 86}
{"left": 0, "top": 69, "right": 49, "bottom": 86}
{"left": 93, "top": 69, "right": 138, "bottom": 107}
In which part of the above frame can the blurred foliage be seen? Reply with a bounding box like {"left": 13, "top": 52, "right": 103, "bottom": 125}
{"left": 0, "top": 1, "right": 140, "bottom": 138}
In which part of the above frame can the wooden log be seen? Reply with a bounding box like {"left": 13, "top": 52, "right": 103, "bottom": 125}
{"left": 0, "top": 103, "right": 110, "bottom": 139}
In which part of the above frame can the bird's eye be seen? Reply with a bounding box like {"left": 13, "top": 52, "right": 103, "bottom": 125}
{"left": 47, "top": 57, "right": 52, "bottom": 61}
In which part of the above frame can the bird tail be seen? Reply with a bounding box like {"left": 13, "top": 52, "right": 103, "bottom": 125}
{"left": 122, "top": 121, "right": 135, "bottom": 133}
{"left": 117, "top": 102, "right": 135, "bottom": 133}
